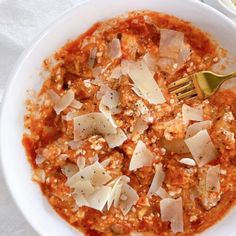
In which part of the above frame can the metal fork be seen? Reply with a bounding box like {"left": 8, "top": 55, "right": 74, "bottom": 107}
{"left": 168, "top": 71, "right": 236, "bottom": 100}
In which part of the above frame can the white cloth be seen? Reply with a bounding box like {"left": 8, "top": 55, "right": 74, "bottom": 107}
{"left": 0, "top": 1, "right": 83, "bottom": 235}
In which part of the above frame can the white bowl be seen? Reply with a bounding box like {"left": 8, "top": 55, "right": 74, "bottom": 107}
{"left": 1, "top": 0, "right": 236, "bottom": 235}
{"left": 204, "top": 0, "right": 236, "bottom": 22}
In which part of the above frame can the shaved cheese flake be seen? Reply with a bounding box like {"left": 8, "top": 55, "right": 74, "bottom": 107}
{"left": 186, "top": 120, "right": 212, "bottom": 138}
{"left": 143, "top": 52, "right": 158, "bottom": 72}
{"left": 185, "top": 129, "right": 218, "bottom": 167}
{"left": 206, "top": 165, "right": 220, "bottom": 192}
{"left": 47, "top": 89, "right": 60, "bottom": 103}
{"left": 48, "top": 89, "right": 75, "bottom": 115}
{"left": 110, "top": 66, "right": 122, "bottom": 79}
{"left": 73, "top": 180, "right": 95, "bottom": 196}
{"left": 119, "top": 183, "right": 139, "bottom": 215}
{"left": 157, "top": 29, "right": 190, "bottom": 74}
{"left": 88, "top": 47, "right": 97, "bottom": 69}
{"left": 100, "top": 158, "right": 111, "bottom": 168}
{"left": 76, "top": 157, "right": 86, "bottom": 170}
{"left": 160, "top": 197, "right": 184, "bottom": 233}
{"left": 107, "top": 175, "right": 130, "bottom": 210}
{"left": 61, "top": 163, "right": 79, "bottom": 179}
{"left": 155, "top": 187, "right": 170, "bottom": 199}
{"left": 104, "top": 128, "right": 127, "bottom": 148}
{"left": 159, "top": 29, "right": 184, "bottom": 59}
{"left": 63, "top": 111, "right": 78, "bottom": 121}
{"left": 113, "top": 183, "right": 123, "bottom": 208}
{"left": 99, "top": 103, "right": 118, "bottom": 128}
{"left": 70, "top": 99, "right": 83, "bottom": 110}
{"left": 74, "top": 112, "right": 117, "bottom": 140}
{"left": 132, "top": 118, "right": 148, "bottom": 136}
{"left": 92, "top": 63, "right": 111, "bottom": 78}
{"left": 101, "top": 90, "right": 119, "bottom": 110}
{"left": 66, "top": 161, "right": 112, "bottom": 187}
{"left": 182, "top": 104, "right": 203, "bottom": 123}
{"left": 75, "top": 193, "right": 89, "bottom": 208}
{"left": 148, "top": 163, "right": 165, "bottom": 196}
{"left": 128, "top": 60, "right": 166, "bottom": 104}
{"left": 179, "top": 158, "right": 196, "bottom": 166}
{"left": 131, "top": 85, "right": 145, "bottom": 99}
{"left": 107, "top": 176, "right": 123, "bottom": 210}
{"left": 96, "top": 83, "right": 111, "bottom": 100}
{"left": 68, "top": 140, "right": 83, "bottom": 150}
{"left": 108, "top": 38, "right": 122, "bottom": 59}
{"left": 129, "top": 140, "right": 153, "bottom": 171}
{"left": 135, "top": 100, "right": 149, "bottom": 115}
{"left": 86, "top": 186, "right": 112, "bottom": 211}
{"left": 121, "top": 60, "right": 133, "bottom": 75}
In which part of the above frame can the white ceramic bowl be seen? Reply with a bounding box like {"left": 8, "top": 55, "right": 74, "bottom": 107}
{"left": 1, "top": 0, "right": 236, "bottom": 235}
{"left": 204, "top": 0, "right": 236, "bottom": 22}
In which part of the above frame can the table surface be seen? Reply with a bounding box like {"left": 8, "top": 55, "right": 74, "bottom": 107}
{"left": 0, "top": 0, "right": 231, "bottom": 235}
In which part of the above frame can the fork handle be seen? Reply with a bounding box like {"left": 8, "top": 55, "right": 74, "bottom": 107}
{"left": 223, "top": 71, "right": 236, "bottom": 81}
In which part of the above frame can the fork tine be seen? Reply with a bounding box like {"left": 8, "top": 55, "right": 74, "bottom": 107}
{"left": 176, "top": 89, "right": 197, "bottom": 100}
{"left": 168, "top": 76, "right": 192, "bottom": 90}
{"left": 170, "top": 81, "right": 194, "bottom": 94}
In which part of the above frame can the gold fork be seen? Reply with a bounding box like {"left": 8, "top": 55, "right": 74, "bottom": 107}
{"left": 168, "top": 71, "right": 236, "bottom": 100}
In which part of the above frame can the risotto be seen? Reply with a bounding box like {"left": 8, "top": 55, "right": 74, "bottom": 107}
{"left": 22, "top": 11, "right": 236, "bottom": 235}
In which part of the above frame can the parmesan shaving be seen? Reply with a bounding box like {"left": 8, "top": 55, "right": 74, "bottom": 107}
{"left": 185, "top": 120, "right": 212, "bottom": 138}
{"left": 179, "top": 158, "right": 196, "bottom": 166}
{"left": 157, "top": 29, "right": 190, "bottom": 73}
{"left": 73, "top": 180, "right": 95, "bottom": 196}
{"left": 129, "top": 140, "right": 153, "bottom": 171}
{"left": 110, "top": 66, "right": 122, "bottom": 79}
{"left": 70, "top": 99, "right": 83, "bottom": 110}
{"left": 88, "top": 47, "right": 97, "bottom": 69}
{"left": 48, "top": 89, "right": 75, "bottom": 115}
{"left": 101, "top": 90, "right": 119, "bottom": 110}
{"left": 73, "top": 112, "right": 117, "bottom": 140}
{"left": 104, "top": 128, "right": 127, "bottom": 148}
{"left": 206, "top": 165, "right": 220, "bottom": 192}
{"left": 107, "top": 176, "right": 123, "bottom": 210}
{"left": 76, "top": 157, "right": 86, "bottom": 170}
{"left": 86, "top": 186, "right": 112, "bottom": 211}
{"left": 184, "top": 129, "right": 218, "bottom": 167}
{"left": 128, "top": 60, "right": 166, "bottom": 104}
{"left": 61, "top": 163, "right": 79, "bottom": 179}
{"left": 132, "top": 118, "right": 148, "bottom": 136}
{"left": 159, "top": 29, "right": 184, "bottom": 59}
{"left": 143, "top": 52, "right": 158, "bottom": 72}
{"left": 135, "top": 100, "right": 149, "bottom": 115}
{"left": 108, "top": 38, "right": 122, "bottom": 59}
{"left": 100, "top": 158, "right": 111, "bottom": 168}
{"left": 119, "top": 183, "right": 139, "bottom": 215}
{"left": 155, "top": 187, "right": 170, "bottom": 199}
{"left": 182, "top": 104, "right": 203, "bottom": 123}
{"left": 121, "top": 59, "right": 132, "bottom": 75}
{"left": 160, "top": 197, "right": 184, "bottom": 233}
{"left": 131, "top": 85, "right": 146, "bottom": 99}
{"left": 66, "top": 161, "right": 112, "bottom": 188}
{"left": 148, "top": 163, "right": 165, "bottom": 196}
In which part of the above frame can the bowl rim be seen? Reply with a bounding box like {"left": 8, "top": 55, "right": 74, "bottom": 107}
{"left": 1, "top": 0, "right": 236, "bottom": 235}
{"left": 218, "top": 0, "right": 236, "bottom": 16}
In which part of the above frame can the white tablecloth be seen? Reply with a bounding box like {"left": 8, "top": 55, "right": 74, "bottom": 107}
{"left": 0, "top": 0, "right": 231, "bottom": 235}
{"left": 0, "top": 1, "right": 83, "bottom": 235}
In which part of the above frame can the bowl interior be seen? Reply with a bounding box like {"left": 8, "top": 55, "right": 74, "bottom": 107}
{"left": 1, "top": 0, "right": 236, "bottom": 235}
